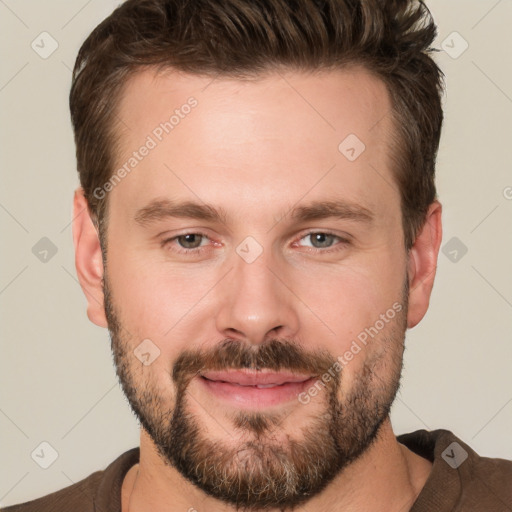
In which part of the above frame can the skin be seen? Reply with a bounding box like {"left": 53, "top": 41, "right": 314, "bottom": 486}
{"left": 73, "top": 66, "right": 442, "bottom": 511}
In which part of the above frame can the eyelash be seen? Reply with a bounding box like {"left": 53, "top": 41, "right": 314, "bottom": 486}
{"left": 161, "top": 231, "right": 350, "bottom": 256}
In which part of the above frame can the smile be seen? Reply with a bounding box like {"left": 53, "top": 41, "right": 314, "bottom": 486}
{"left": 197, "top": 370, "right": 316, "bottom": 408}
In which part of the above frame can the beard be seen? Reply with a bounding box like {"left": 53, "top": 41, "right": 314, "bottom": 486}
{"left": 104, "top": 273, "right": 409, "bottom": 511}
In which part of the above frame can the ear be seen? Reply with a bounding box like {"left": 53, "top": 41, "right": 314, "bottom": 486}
{"left": 72, "top": 187, "right": 108, "bottom": 328}
{"left": 406, "top": 200, "right": 443, "bottom": 329}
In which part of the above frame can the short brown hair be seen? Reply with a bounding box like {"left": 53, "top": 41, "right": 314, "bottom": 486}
{"left": 69, "top": 0, "right": 444, "bottom": 251}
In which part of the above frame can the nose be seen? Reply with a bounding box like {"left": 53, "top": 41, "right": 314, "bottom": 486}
{"left": 214, "top": 246, "right": 300, "bottom": 345}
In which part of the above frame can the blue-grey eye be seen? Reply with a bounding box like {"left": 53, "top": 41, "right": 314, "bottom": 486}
{"left": 306, "top": 233, "right": 337, "bottom": 248}
{"left": 176, "top": 234, "right": 204, "bottom": 249}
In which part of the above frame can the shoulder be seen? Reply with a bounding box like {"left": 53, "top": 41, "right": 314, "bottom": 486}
{"left": 1, "top": 448, "right": 139, "bottom": 512}
{"left": 398, "top": 429, "right": 512, "bottom": 511}
{"left": 1, "top": 471, "right": 103, "bottom": 512}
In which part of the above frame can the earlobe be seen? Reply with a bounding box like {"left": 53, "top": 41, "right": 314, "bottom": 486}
{"left": 406, "top": 200, "right": 443, "bottom": 329}
{"left": 72, "top": 188, "right": 108, "bottom": 328}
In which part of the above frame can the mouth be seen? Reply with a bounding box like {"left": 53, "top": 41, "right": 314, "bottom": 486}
{"left": 197, "top": 370, "right": 316, "bottom": 408}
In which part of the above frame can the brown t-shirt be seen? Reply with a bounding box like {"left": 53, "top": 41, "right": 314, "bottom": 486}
{"left": 2, "top": 429, "right": 511, "bottom": 511}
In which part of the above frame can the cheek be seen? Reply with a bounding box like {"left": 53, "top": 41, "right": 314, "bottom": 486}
{"left": 106, "top": 252, "right": 221, "bottom": 346}
{"left": 292, "top": 256, "right": 401, "bottom": 345}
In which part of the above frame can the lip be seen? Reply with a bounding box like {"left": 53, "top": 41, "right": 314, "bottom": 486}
{"left": 200, "top": 370, "right": 313, "bottom": 386}
{"left": 197, "top": 370, "right": 316, "bottom": 408}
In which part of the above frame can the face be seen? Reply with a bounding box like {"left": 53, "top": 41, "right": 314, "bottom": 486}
{"left": 100, "top": 66, "right": 411, "bottom": 509}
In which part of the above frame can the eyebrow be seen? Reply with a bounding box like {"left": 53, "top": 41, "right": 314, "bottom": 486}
{"left": 289, "top": 200, "right": 374, "bottom": 224}
{"left": 133, "top": 198, "right": 374, "bottom": 227}
{"left": 134, "top": 199, "right": 228, "bottom": 226}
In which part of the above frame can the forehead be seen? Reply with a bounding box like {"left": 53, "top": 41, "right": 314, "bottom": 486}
{"left": 116, "top": 65, "right": 391, "bottom": 144}
{"left": 110, "top": 65, "right": 399, "bottom": 226}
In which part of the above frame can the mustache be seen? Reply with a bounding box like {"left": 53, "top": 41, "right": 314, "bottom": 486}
{"left": 172, "top": 338, "right": 337, "bottom": 391}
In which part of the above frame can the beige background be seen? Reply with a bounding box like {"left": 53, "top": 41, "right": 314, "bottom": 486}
{"left": 1, "top": 0, "right": 511, "bottom": 507}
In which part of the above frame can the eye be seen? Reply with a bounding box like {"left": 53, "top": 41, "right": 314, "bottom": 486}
{"left": 161, "top": 232, "right": 212, "bottom": 255}
{"left": 303, "top": 232, "right": 337, "bottom": 249}
{"left": 296, "top": 231, "right": 350, "bottom": 252}
{"left": 175, "top": 233, "right": 207, "bottom": 249}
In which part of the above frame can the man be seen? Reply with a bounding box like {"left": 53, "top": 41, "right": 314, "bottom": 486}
{"left": 4, "top": 0, "right": 511, "bottom": 511}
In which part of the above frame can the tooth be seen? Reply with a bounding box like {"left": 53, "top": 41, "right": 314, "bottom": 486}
{"left": 256, "top": 383, "right": 280, "bottom": 388}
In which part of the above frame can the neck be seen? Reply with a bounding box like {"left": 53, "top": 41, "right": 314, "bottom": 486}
{"left": 122, "top": 418, "right": 432, "bottom": 512}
